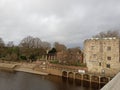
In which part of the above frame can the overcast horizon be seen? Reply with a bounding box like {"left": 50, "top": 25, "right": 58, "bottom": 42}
{"left": 0, "top": 0, "right": 120, "bottom": 48}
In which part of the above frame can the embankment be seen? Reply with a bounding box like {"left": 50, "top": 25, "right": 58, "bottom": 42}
{"left": 0, "top": 61, "right": 48, "bottom": 75}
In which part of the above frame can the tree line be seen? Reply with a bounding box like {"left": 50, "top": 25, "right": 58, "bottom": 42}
{"left": 0, "top": 36, "right": 51, "bottom": 62}
{"left": 0, "top": 36, "right": 83, "bottom": 65}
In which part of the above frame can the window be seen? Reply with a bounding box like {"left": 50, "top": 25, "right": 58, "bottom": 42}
{"left": 107, "top": 46, "right": 111, "bottom": 51}
{"left": 106, "top": 64, "right": 110, "bottom": 68}
{"left": 107, "top": 56, "right": 111, "bottom": 60}
{"left": 91, "top": 46, "right": 95, "bottom": 50}
{"left": 93, "top": 54, "right": 96, "bottom": 58}
{"left": 99, "top": 62, "right": 101, "bottom": 66}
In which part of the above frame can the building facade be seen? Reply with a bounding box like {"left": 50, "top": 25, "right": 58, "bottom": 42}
{"left": 84, "top": 37, "right": 120, "bottom": 76}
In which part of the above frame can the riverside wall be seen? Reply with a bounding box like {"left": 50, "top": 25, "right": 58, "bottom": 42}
{"left": 0, "top": 60, "right": 114, "bottom": 88}
{"left": 0, "top": 61, "right": 48, "bottom": 75}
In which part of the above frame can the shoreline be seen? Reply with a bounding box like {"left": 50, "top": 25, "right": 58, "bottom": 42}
{"left": 0, "top": 62, "right": 48, "bottom": 76}
{"left": 14, "top": 67, "right": 48, "bottom": 75}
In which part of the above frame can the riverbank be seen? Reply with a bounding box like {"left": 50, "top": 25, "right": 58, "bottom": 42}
{"left": 0, "top": 60, "right": 114, "bottom": 90}
{"left": 0, "top": 60, "right": 113, "bottom": 84}
{"left": 14, "top": 67, "right": 48, "bottom": 75}
{"left": 0, "top": 61, "right": 48, "bottom": 75}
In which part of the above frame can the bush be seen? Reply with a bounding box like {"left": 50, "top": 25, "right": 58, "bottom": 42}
{"left": 20, "top": 55, "right": 27, "bottom": 60}
{"left": 50, "top": 60, "right": 59, "bottom": 64}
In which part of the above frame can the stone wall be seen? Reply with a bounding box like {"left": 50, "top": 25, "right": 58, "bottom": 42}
{"left": 84, "top": 38, "right": 120, "bottom": 76}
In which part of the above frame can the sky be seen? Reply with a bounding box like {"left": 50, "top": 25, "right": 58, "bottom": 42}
{"left": 0, "top": 0, "right": 120, "bottom": 47}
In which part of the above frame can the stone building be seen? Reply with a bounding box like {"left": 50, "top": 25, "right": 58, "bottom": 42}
{"left": 84, "top": 37, "right": 120, "bottom": 76}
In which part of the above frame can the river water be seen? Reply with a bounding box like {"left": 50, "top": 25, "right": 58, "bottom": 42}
{"left": 0, "top": 71, "right": 102, "bottom": 90}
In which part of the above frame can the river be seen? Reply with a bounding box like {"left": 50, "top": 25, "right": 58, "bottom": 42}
{"left": 0, "top": 71, "right": 102, "bottom": 90}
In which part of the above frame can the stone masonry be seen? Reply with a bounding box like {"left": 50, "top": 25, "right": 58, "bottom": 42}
{"left": 84, "top": 37, "right": 120, "bottom": 76}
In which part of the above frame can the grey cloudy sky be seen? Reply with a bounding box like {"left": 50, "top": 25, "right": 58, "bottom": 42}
{"left": 0, "top": 0, "right": 120, "bottom": 47}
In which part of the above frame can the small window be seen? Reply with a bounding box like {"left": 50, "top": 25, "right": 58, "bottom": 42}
{"left": 107, "top": 56, "right": 111, "bottom": 60}
{"left": 107, "top": 46, "right": 111, "bottom": 51}
{"left": 106, "top": 64, "right": 110, "bottom": 68}
{"left": 93, "top": 54, "right": 96, "bottom": 58}
{"left": 99, "top": 62, "right": 101, "bottom": 66}
{"left": 91, "top": 46, "right": 95, "bottom": 50}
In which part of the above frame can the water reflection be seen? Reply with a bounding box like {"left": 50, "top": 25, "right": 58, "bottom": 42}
{"left": 75, "top": 79, "right": 82, "bottom": 86}
{"left": 0, "top": 71, "right": 102, "bottom": 90}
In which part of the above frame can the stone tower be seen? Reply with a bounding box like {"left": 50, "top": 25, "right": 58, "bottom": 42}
{"left": 84, "top": 37, "right": 120, "bottom": 76}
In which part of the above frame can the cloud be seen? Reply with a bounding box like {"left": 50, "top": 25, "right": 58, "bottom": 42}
{"left": 0, "top": 0, "right": 120, "bottom": 47}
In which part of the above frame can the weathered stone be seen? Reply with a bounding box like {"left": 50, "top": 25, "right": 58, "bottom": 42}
{"left": 84, "top": 37, "right": 120, "bottom": 76}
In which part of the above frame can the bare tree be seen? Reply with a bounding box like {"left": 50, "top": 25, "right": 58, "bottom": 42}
{"left": 0, "top": 37, "right": 5, "bottom": 59}
{"left": 7, "top": 41, "right": 14, "bottom": 47}
{"left": 65, "top": 47, "right": 83, "bottom": 64}
{"left": 18, "top": 36, "right": 51, "bottom": 61}
{"left": 57, "top": 47, "right": 83, "bottom": 65}
{"left": 19, "top": 36, "right": 34, "bottom": 48}
{"left": 33, "top": 37, "right": 42, "bottom": 48}
{"left": 19, "top": 36, "right": 51, "bottom": 49}
{"left": 41, "top": 41, "right": 51, "bottom": 50}
{"left": 54, "top": 42, "right": 67, "bottom": 52}
{"left": 0, "top": 37, "right": 5, "bottom": 48}
{"left": 93, "top": 30, "right": 120, "bottom": 38}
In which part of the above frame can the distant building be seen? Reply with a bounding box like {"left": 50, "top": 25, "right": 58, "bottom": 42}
{"left": 84, "top": 37, "right": 120, "bottom": 76}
